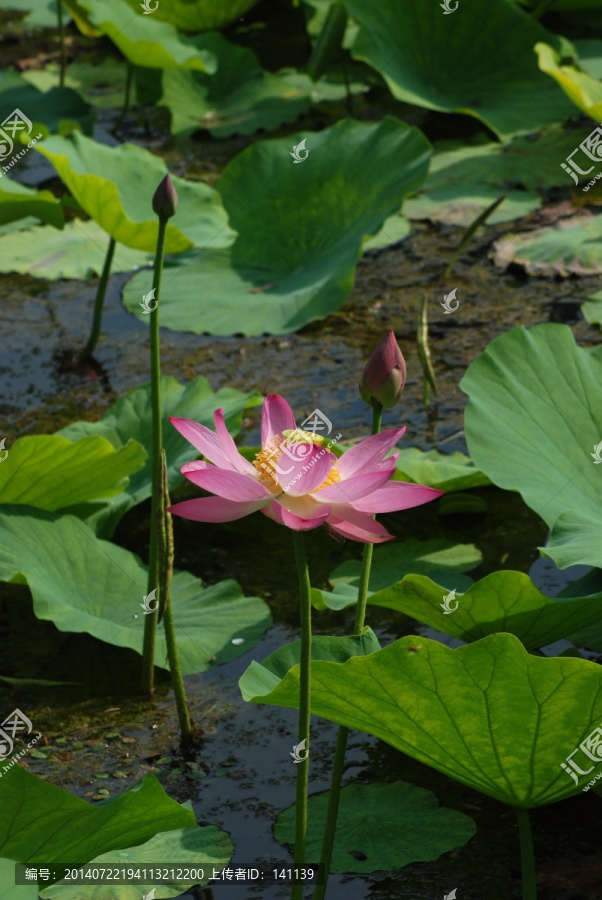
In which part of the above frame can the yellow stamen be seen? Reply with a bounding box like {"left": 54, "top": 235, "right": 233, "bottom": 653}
{"left": 252, "top": 430, "right": 341, "bottom": 493}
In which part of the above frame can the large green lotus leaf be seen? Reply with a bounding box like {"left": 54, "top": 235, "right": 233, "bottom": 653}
{"left": 387, "top": 571, "right": 602, "bottom": 650}
{"left": 36, "top": 133, "right": 233, "bottom": 254}
{"left": 23, "top": 60, "right": 128, "bottom": 110}
{"left": 537, "top": 42, "right": 602, "bottom": 120}
{"left": 0, "top": 219, "right": 152, "bottom": 280}
{"left": 345, "top": 0, "right": 574, "bottom": 139}
{"left": 393, "top": 447, "right": 490, "bottom": 492}
{"left": 58, "top": 375, "right": 261, "bottom": 537}
{"left": 404, "top": 130, "right": 583, "bottom": 227}
{"left": 461, "top": 323, "right": 602, "bottom": 568}
{"left": 42, "top": 826, "right": 232, "bottom": 899}
{"left": 122, "top": 0, "right": 259, "bottom": 32}
{"left": 493, "top": 215, "right": 602, "bottom": 277}
{"left": 275, "top": 781, "right": 475, "bottom": 872}
{"left": 0, "top": 507, "right": 271, "bottom": 673}
{"left": 62, "top": 0, "right": 216, "bottom": 70}
{"left": 0, "top": 178, "right": 63, "bottom": 229}
{"left": 0, "top": 766, "right": 195, "bottom": 869}
{"left": 0, "top": 72, "right": 93, "bottom": 135}
{"left": 123, "top": 118, "right": 431, "bottom": 336}
{"left": 0, "top": 435, "right": 145, "bottom": 510}
{"left": 240, "top": 632, "right": 602, "bottom": 807}
{"left": 312, "top": 539, "right": 481, "bottom": 612}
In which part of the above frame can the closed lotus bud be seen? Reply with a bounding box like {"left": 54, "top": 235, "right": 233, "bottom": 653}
{"left": 359, "top": 330, "right": 406, "bottom": 408}
{"left": 152, "top": 173, "right": 178, "bottom": 220}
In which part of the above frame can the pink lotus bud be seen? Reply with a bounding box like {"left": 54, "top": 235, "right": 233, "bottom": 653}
{"left": 359, "top": 330, "right": 406, "bottom": 408}
{"left": 152, "top": 173, "right": 178, "bottom": 220}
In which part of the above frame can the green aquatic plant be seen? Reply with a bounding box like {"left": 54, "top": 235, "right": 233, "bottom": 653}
{"left": 123, "top": 118, "right": 431, "bottom": 336}
{"left": 35, "top": 132, "right": 232, "bottom": 357}
{"left": 240, "top": 632, "right": 602, "bottom": 898}
{"left": 0, "top": 765, "right": 232, "bottom": 897}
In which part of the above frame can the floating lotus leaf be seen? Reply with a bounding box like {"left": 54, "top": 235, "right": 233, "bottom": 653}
{"left": 275, "top": 781, "right": 476, "bottom": 872}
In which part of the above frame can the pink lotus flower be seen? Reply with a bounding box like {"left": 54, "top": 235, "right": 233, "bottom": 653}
{"left": 168, "top": 394, "right": 442, "bottom": 544}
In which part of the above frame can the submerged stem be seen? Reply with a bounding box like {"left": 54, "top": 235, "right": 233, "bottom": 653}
{"left": 515, "top": 807, "right": 537, "bottom": 900}
{"left": 291, "top": 530, "right": 312, "bottom": 900}
{"left": 80, "top": 236, "right": 116, "bottom": 360}
{"left": 141, "top": 216, "right": 168, "bottom": 695}
{"left": 313, "top": 403, "right": 383, "bottom": 900}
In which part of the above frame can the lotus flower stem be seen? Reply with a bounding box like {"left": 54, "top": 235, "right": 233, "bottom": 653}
{"left": 141, "top": 212, "right": 168, "bottom": 694}
{"left": 313, "top": 403, "right": 383, "bottom": 900}
{"left": 515, "top": 808, "right": 537, "bottom": 900}
{"left": 291, "top": 529, "right": 312, "bottom": 900}
{"left": 57, "top": 0, "right": 67, "bottom": 87}
{"left": 80, "top": 236, "right": 116, "bottom": 360}
{"left": 158, "top": 450, "right": 193, "bottom": 748}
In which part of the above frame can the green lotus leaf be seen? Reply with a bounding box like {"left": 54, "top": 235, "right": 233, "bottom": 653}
{"left": 387, "top": 570, "right": 602, "bottom": 650}
{"left": 461, "top": 323, "right": 602, "bottom": 569}
{"left": 393, "top": 447, "right": 490, "bottom": 491}
{"left": 123, "top": 117, "right": 431, "bottom": 336}
{"left": 361, "top": 212, "right": 411, "bottom": 251}
{"left": 62, "top": 0, "right": 216, "bottom": 70}
{"left": 41, "top": 826, "right": 232, "bottom": 898}
{"left": 345, "top": 0, "right": 574, "bottom": 139}
{"left": 122, "top": 0, "right": 260, "bottom": 32}
{"left": 240, "top": 632, "right": 602, "bottom": 807}
{"left": 0, "top": 219, "right": 152, "bottom": 280}
{"left": 0, "top": 71, "right": 93, "bottom": 136}
{"left": 36, "top": 132, "right": 233, "bottom": 254}
{"left": 404, "top": 130, "right": 584, "bottom": 227}
{"left": 0, "top": 435, "right": 146, "bottom": 510}
{"left": 240, "top": 631, "right": 381, "bottom": 700}
{"left": 573, "top": 39, "right": 602, "bottom": 80}
{"left": 58, "top": 375, "right": 261, "bottom": 537}
{"left": 312, "top": 539, "right": 481, "bottom": 611}
{"left": 160, "top": 33, "right": 367, "bottom": 138}
{"left": 582, "top": 287, "right": 602, "bottom": 325}
{"left": 0, "top": 177, "right": 63, "bottom": 228}
{"left": 0, "top": 506, "right": 271, "bottom": 673}
{"left": 23, "top": 60, "right": 128, "bottom": 109}
{"left": 536, "top": 42, "right": 602, "bottom": 120}
{"left": 0, "top": 766, "right": 195, "bottom": 871}
{"left": 275, "top": 781, "right": 475, "bottom": 872}
{"left": 493, "top": 215, "right": 602, "bottom": 277}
